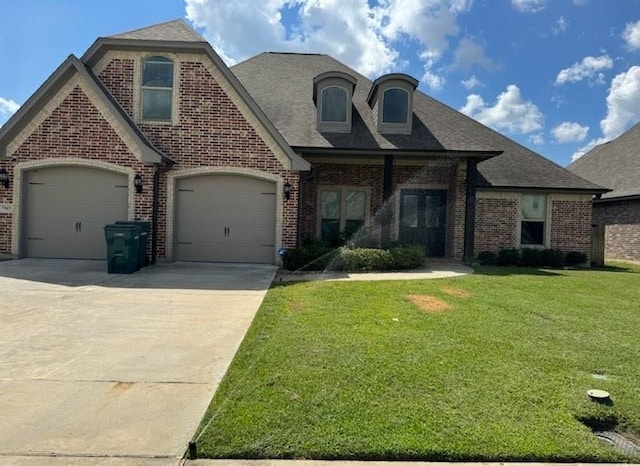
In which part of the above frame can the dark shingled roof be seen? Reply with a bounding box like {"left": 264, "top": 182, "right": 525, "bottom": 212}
{"left": 568, "top": 122, "right": 640, "bottom": 200}
{"left": 108, "top": 19, "right": 205, "bottom": 43}
{"left": 232, "top": 52, "right": 605, "bottom": 192}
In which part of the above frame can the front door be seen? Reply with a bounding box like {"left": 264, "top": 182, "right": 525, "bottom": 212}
{"left": 399, "top": 189, "right": 447, "bottom": 257}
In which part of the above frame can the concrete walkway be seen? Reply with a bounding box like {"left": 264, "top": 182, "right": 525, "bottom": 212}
{"left": 277, "top": 260, "right": 473, "bottom": 283}
{"left": 0, "top": 259, "right": 276, "bottom": 465}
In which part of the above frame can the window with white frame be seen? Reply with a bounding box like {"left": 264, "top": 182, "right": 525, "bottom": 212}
{"left": 321, "top": 86, "right": 348, "bottom": 123}
{"left": 520, "top": 194, "right": 546, "bottom": 246}
{"left": 319, "top": 188, "right": 367, "bottom": 244}
{"left": 141, "top": 56, "right": 173, "bottom": 121}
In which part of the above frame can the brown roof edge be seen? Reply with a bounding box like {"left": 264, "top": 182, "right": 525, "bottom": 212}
{"left": 476, "top": 185, "right": 611, "bottom": 195}
{"left": 594, "top": 193, "right": 640, "bottom": 203}
{"left": 294, "top": 146, "right": 503, "bottom": 160}
{"left": 81, "top": 37, "right": 310, "bottom": 171}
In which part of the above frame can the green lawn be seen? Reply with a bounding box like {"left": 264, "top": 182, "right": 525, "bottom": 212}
{"left": 194, "top": 262, "right": 640, "bottom": 461}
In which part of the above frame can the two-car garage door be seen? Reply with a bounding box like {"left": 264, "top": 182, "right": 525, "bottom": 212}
{"left": 23, "top": 166, "right": 128, "bottom": 259}
{"left": 174, "top": 174, "right": 276, "bottom": 264}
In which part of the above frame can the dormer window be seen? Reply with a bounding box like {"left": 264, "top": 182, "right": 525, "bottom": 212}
{"left": 367, "top": 73, "right": 418, "bottom": 135}
{"left": 382, "top": 88, "right": 409, "bottom": 124}
{"left": 321, "top": 86, "right": 348, "bottom": 123}
{"left": 313, "top": 71, "right": 357, "bottom": 133}
{"left": 141, "top": 56, "right": 174, "bottom": 121}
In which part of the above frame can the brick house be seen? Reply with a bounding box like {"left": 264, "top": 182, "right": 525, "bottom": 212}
{"left": 0, "top": 20, "right": 605, "bottom": 265}
{"left": 568, "top": 123, "right": 640, "bottom": 262}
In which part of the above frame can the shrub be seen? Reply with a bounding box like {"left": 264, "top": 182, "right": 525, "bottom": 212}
{"left": 338, "top": 247, "right": 392, "bottom": 271}
{"left": 389, "top": 245, "right": 425, "bottom": 269}
{"left": 282, "top": 244, "right": 337, "bottom": 271}
{"left": 520, "top": 248, "right": 543, "bottom": 267}
{"left": 541, "top": 248, "right": 564, "bottom": 268}
{"left": 476, "top": 251, "right": 498, "bottom": 265}
{"left": 497, "top": 249, "right": 521, "bottom": 266}
{"left": 565, "top": 251, "right": 588, "bottom": 266}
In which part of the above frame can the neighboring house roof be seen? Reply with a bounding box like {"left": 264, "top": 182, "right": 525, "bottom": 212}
{"left": 0, "top": 55, "right": 172, "bottom": 165}
{"left": 568, "top": 122, "right": 640, "bottom": 200}
{"left": 232, "top": 52, "right": 605, "bottom": 192}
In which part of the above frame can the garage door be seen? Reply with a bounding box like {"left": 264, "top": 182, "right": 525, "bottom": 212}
{"left": 174, "top": 175, "right": 276, "bottom": 263}
{"left": 23, "top": 166, "right": 129, "bottom": 259}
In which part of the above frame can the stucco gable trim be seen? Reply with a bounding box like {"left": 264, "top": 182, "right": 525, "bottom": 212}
{"left": 0, "top": 55, "right": 168, "bottom": 165}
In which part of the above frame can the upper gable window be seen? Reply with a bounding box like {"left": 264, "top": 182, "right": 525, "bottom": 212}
{"left": 382, "top": 88, "right": 409, "bottom": 124}
{"left": 313, "top": 71, "right": 357, "bottom": 133}
{"left": 367, "top": 73, "right": 418, "bottom": 135}
{"left": 141, "top": 56, "right": 173, "bottom": 121}
{"left": 321, "top": 86, "right": 348, "bottom": 123}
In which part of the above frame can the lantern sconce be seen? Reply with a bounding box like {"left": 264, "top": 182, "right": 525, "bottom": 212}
{"left": 134, "top": 174, "right": 143, "bottom": 194}
{"left": 283, "top": 182, "right": 292, "bottom": 201}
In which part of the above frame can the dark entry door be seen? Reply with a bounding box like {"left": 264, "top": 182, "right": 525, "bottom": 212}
{"left": 399, "top": 189, "right": 447, "bottom": 257}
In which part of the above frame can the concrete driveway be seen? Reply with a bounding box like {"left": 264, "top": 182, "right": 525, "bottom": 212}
{"left": 0, "top": 259, "right": 276, "bottom": 464}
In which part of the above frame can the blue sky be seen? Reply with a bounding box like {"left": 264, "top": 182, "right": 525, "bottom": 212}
{"left": 1, "top": 0, "right": 639, "bottom": 166}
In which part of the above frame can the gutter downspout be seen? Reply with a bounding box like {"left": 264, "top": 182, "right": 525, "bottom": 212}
{"left": 463, "top": 159, "right": 478, "bottom": 264}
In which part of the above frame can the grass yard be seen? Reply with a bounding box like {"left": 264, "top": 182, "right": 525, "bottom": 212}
{"left": 194, "top": 262, "right": 640, "bottom": 461}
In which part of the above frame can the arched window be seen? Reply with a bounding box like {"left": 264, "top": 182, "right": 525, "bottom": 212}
{"left": 382, "top": 88, "right": 409, "bottom": 124}
{"left": 321, "top": 86, "right": 348, "bottom": 123}
{"left": 141, "top": 56, "right": 173, "bottom": 121}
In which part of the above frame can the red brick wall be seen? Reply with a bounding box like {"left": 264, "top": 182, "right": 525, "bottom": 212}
{"left": 593, "top": 199, "right": 640, "bottom": 261}
{"left": 550, "top": 199, "right": 592, "bottom": 260}
{"left": 474, "top": 197, "right": 518, "bottom": 254}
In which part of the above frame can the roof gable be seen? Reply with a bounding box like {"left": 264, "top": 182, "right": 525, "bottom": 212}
{"left": 0, "top": 55, "right": 170, "bottom": 165}
{"left": 109, "top": 19, "right": 205, "bottom": 42}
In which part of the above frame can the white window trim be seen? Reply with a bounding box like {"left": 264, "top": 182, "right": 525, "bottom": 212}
{"left": 135, "top": 54, "right": 180, "bottom": 125}
{"left": 517, "top": 193, "right": 552, "bottom": 249}
{"left": 376, "top": 83, "right": 413, "bottom": 135}
{"left": 316, "top": 186, "right": 371, "bottom": 238}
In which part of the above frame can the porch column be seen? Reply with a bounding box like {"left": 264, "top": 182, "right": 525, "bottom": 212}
{"left": 463, "top": 159, "right": 478, "bottom": 263}
{"left": 381, "top": 154, "right": 394, "bottom": 246}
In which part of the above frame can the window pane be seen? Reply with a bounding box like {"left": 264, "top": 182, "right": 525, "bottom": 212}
{"left": 424, "top": 195, "right": 444, "bottom": 228}
{"left": 320, "top": 190, "right": 341, "bottom": 219}
{"left": 142, "top": 57, "right": 173, "bottom": 87}
{"left": 521, "top": 221, "right": 544, "bottom": 245}
{"left": 321, "top": 219, "right": 340, "bottom": 244}
{"left": 401, "top": 194, "right": 418, "bottom": 228}
{"left": 382, "top": 88, "right": 408, "bottom": 123}
{"left": 142, "top": 89, "right": 172, "bottom": 120}
{"left": 321, "top": 87, "right": 348, "bottom": 122}
{"left": 344, "top": 219, "right": 363, "bottom": 238}
{"left": 345, "top": 190, "right": 365, "bottom": 220}
{"left": 521, "top": 194, "right": 546, "bottom": 220}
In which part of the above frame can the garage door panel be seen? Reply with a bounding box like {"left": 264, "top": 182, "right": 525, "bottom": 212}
{"left": 24, "top": 167, "right": 128, "bottom": 260}
{"left": 175, "top": 175, "right": 276, "bottom": 264}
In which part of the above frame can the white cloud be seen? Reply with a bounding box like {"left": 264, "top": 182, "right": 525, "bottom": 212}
{"left": 529, "top": 133, "right": 544, "bottom": 145}
{"left": 461, "top": 75, "right": 481, "bottom": 90}
{"left": 572, "top": 66, "right": 640, "bottom": 161}
{"left": 622, "top": 20, "right": 640, "bottom": 50}
{"left": 460, "top": 84, "right": 543, "bottom": 134}
{"left": 554, "top": 54, "right": 613, "bottom": 85}
{"left": 511, "top": 0, "right": 545, "bottom": 13}
{"left": 0, "top": 97, "right": 19, "bottom": 123}
{"left": 451, "top": 37, "right": 496, "bottom": 71}
{"left": 552, "top": 16, "right": 567, "bottom": 35}
{"left": 551, "top": 121, "right": 589, "bottom": 143}
{"left": 600, "top": 66, "right": 640, "bottom": 139}
{"left": 422, "top": 70, "right": 446, "bottom": 91}
{"left": 186, "top": 0, "right": 473, "bottom": 81}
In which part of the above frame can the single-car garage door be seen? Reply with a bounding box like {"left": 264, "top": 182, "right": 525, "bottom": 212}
{"left": 23, "top": 166, "right": 129, "bottom": 259}
{"left": 174, "top": 175, "right": 276, "bottom": 263}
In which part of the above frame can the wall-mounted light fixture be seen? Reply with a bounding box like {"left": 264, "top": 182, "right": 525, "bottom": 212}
{"left": 134, "top": 174, "right": 143, "bottom": 194}
{"left": 0, "top": 169, "right": 9, "bottom": 189}
{"left": 283, "top": 182, "right": 292, "bottom": 201}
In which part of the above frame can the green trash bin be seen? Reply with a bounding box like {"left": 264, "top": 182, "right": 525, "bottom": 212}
{"left": 116, "top": 221, "right": 150, "bottom": 268}
{"left": 104, "top": 224, "right": 140, "bottom": 274}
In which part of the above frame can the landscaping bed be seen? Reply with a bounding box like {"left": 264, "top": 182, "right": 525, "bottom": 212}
{"left": 193, "top": 262, "right": 640, "bottom": 461}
